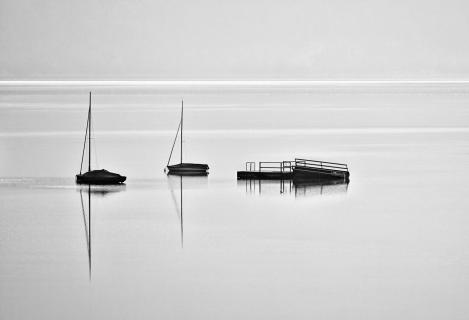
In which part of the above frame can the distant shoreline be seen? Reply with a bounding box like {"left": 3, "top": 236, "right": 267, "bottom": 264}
{"left": 1, "top": 80, "right": 469, "bottom": 87}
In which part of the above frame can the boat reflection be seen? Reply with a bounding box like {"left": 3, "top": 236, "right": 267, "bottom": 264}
{"left": 239, "top": 179, "right": 348, "bottom": 198}
{"left": 78, "top": 184, "right": 126, "bottom": 281}
{"left": 167, "top": 174, "right": 208, "bottom": 248}
{"left": 77, "top": 184, "right": 126, "bottom": 197}
{"left": 167, "top": 171, "right": 208, "bottom": 177}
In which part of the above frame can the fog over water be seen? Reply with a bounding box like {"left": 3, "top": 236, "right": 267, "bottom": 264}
{"left": 1, "top": 84, "right": 469, "bottom": 319}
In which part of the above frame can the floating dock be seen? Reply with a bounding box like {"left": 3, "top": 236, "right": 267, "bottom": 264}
{"left": 237, "top": 158, "right": 350, "bottom": 183}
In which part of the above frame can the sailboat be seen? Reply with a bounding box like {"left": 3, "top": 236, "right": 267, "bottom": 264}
{"left": 76, "top": 92, "right": 126, "bottom": 185}
{"left": 166, "top": 100, "right": 209, "bottom": 175}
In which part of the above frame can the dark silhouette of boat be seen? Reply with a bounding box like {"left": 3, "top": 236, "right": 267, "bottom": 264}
{"left": 76, "top": 92, "right": 126, "bottom": 185}
{"left": 165, "top": 100, "right": 209, "bottom": 176}
{"left": 167, "top": 163, "right": 209, "bottom": 176}
{"left": 76, "top": 169, "right": 126, "bottom": 185}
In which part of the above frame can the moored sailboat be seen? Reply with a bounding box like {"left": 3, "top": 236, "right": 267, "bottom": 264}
{"left": 166, "top": 100, "right": 209, "bottom": 175}
{"left": 76, "top": 92, "right": 126, "bottom": 185}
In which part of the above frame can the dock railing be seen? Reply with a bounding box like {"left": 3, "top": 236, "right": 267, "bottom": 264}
{"left": 245, "top": 161, "right": 293, "bottom": 172}
{"left": 244, "top": 159, "right": 348, "bottom": 173}
{"left": 259, "top": 161, "right": 293, "bottom": 173}
{"left": 245, "top": 161, "right": 256, "bottom": 171}
{"left": 294, "top": 158, "right": 349, "bottom": 172}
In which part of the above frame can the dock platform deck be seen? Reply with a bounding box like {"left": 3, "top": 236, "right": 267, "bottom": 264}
{"left": 237, "top": 158, "right": 350, "bottom": 183}
{"left": 237, "top": 171, "right": 293, "bottom": 180}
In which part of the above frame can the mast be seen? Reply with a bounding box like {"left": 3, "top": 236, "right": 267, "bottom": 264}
{"left": 180, "top": 99, "right": 183, "bottom": 164}
{"left": 88, "top": 92, "right": 91, "bottom": 172}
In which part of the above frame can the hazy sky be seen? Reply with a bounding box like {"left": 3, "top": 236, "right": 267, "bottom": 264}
{"left": 1, "top": 0, "right": 469, "bottom": 80}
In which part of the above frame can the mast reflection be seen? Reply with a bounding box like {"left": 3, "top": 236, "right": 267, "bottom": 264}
{"left": 167, "top": 174, "right": 207, "bottom": 248}
{"left": 78, "top": 184, "right": 126, "bottom": 281}
{"left": 79, "top": 186, "right": 91, "bottom": 280}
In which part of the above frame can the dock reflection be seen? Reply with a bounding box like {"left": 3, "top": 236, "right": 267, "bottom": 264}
{"left": 239, "top": 179, "right": 348, "bottom": 197}
{"left": 78, "top": 184, "right": 126, "bottom": 281}
{"left": 293, "top": 180, "right": 349, "bottom": 197}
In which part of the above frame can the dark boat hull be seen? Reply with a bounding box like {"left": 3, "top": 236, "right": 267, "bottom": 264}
{"left": 76, "top": 169, "right": 126, "bottom": 185}
{"left": 167, "top": 163, "right": 209, "bottom": 176}
{"left": 167, "top": 171, "right": 209, "bottom": 177}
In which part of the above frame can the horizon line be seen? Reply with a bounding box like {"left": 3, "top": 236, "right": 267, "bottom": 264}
{"left": 1, "top": 127, "right": 468, "bottom": 137}
{"left": 2, "top": 79, "right": 469, "bottom": 86}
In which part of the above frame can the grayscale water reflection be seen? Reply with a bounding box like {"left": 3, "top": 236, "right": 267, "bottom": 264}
{"left": 78, "top": 184, "right": 127, "bottom": 281}
{"left": 167, "top": 175, "right": 210, "bottom": 248}
{"left": 1, "top": 84, "right": 469, "bottom": 320}
{"left": 239, "top": 179, "right": 349, "bottom": 197}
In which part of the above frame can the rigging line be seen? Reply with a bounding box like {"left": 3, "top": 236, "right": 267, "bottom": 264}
{"left": 79, "top": 107, "right": 90, "bottom": 174}
{"left": 166, "top": 120, "right": 181, "bottom": 168}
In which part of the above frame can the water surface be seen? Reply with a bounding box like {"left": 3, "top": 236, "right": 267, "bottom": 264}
{"left": 1, "top": 84, "right": 468, "bottom": 319}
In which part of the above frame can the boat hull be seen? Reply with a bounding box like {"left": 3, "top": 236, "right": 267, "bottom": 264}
{"left": 76, "top": 169, "right": 126, "bottom": 185}
{"left": 167, "top": 163, "right": 209, "bottom": 176}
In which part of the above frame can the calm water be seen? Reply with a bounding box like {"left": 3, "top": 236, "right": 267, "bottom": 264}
{"left": 1, "top": 84, "right": 469, "bottom": 319}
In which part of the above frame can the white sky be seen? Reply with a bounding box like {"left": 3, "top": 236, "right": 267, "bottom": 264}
{"left": 1, "top": 0, "right": 468, "bottom": 80}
